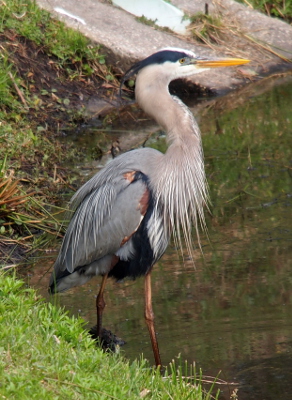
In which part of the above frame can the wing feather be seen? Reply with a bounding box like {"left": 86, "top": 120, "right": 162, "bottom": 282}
{"left": 54, "top": 174, "right": 149, "bottom": 276}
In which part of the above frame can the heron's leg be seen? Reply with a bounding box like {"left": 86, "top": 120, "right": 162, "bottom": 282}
{"left": 144, "top": 271, "right": 162, "bottom": 367}
{"left": 96, "top": 273, "right": 108, "bottom": 338}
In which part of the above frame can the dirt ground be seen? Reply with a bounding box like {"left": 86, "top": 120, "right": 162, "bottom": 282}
{"left": 1, "top": 31, "right": 118, "bottom": 129}
{"left": 1, "top": 30, "right": 118, "bottom": 265}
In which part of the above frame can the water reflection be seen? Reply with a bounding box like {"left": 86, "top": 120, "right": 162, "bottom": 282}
{"left": 26, "top": 73, "right": 292, "bottom": 400}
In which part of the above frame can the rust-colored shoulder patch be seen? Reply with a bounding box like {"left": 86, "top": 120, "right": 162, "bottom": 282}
{"left": 120, "top": 234, "right": 133, "bottom": 247}
{"left": 138, "top": 188, "right": 150, "bottom": 216}
{"left": 123, "top": 171, "right": 136, "bottom": 182}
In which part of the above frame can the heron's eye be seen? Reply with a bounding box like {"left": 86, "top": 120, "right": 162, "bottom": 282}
{"left": 179, "top": 58, "right": 186, "bottom": 64}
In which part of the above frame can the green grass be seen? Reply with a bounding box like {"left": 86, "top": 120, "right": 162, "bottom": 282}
{"left": 0, "top": 0, "right": 116, "bottom": 253}
{"left": 0, "top": 272, "right": 217, "bottom": 399}
{"left": 189, "top": 13, "right": 224, "bottom": 44}
{"left": 0, "top": 0, "right": 108, "bottom": 169}
{"left": 236, "top": 0, "right": 292, "bottom": 21}
{"left": 0, "top": 0, "right": 106, "bottom": 76}
{"left": 0, "top": 0, "right": 110, "bottom": 139}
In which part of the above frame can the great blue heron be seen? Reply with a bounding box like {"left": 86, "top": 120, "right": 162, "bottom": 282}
{"left": 49, "top": 48, "right": 249, "bottom": 366}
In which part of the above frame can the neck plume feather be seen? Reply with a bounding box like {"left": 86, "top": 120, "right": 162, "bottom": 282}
{"left": 135, "top": 70, "right": 209, "bottom": 258}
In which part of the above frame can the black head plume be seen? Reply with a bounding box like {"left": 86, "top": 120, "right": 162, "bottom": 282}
{"left": 119, "top": 49, "right": 193, "bottom": 98}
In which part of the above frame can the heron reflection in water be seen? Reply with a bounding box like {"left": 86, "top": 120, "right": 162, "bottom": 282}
{"left": 49, "top": 48, "right": 249, "bottom": 366}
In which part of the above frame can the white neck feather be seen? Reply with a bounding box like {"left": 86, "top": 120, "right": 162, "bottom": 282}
{"left": 135, "top": 66, "right": 209, "bottom": 255}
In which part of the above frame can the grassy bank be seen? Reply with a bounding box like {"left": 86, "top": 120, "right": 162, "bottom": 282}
{"left": 236, "top": 0, "right": 292, "bottom": 22}
{"left": 0, "top": 0, "right": 119, "bottom": 262}
{"left": 0, "top": 272, "right": 217, "bottom": 399}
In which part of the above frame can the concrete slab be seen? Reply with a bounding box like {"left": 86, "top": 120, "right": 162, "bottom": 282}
{"left": 172, "top": 0, "right": 292, "bottom": 61}
{"left": 36, "top": 0, "right": 292, "bottom": 91}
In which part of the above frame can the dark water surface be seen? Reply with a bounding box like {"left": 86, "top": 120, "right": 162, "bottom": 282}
{"left": 27, "top": 73, "right": 292, "bottom": 399}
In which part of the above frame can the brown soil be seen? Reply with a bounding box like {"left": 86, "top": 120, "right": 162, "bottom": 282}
{"left": 1, "top": 30, "right": 122, "bottom": 266}
{"left": 1, "top": 30, "right": 118, "bottom": 130}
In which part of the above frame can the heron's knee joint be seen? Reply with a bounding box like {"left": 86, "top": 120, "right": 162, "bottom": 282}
{"left": 145, "top": 309, "right": 154, "bottom": 322}
{"left": 96, "top": 296, "right": 106, "bottom": 310}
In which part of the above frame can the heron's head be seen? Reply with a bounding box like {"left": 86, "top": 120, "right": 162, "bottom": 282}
{"left": 121, "top": 47, "right": 249, "bottom": 89}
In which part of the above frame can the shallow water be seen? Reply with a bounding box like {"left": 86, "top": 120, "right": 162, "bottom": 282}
{"left": 26, "top": 73, "right": 292, "bottom": 399}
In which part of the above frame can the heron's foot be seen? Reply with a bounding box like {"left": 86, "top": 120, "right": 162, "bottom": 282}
{"left": 89, "top": 325, "right": 125, "bottom": 352}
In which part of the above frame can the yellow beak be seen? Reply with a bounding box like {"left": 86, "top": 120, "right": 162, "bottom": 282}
{"left": 195, "top": 58, "right": 250, "bottom": 68}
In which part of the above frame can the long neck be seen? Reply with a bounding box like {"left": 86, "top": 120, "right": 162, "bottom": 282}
{"left": 135, "top": 68, "right": 209, "bottom": 255}
{"left": 135, "top": 67, "right": 202, "bottom": 149}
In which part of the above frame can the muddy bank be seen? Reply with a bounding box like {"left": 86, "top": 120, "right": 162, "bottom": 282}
{"left": 0, "top": 31, "right": 118, "bottom": 128}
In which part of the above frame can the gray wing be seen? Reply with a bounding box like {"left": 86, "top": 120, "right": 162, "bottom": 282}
{"left": 54, "top": 173, "right": 149, "bottom": 274}
{"left": 50, "top": 148, "right": 164, "bottom": 291}
{"left": 70, "top": 148, "right": 162, "bottom": 211}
